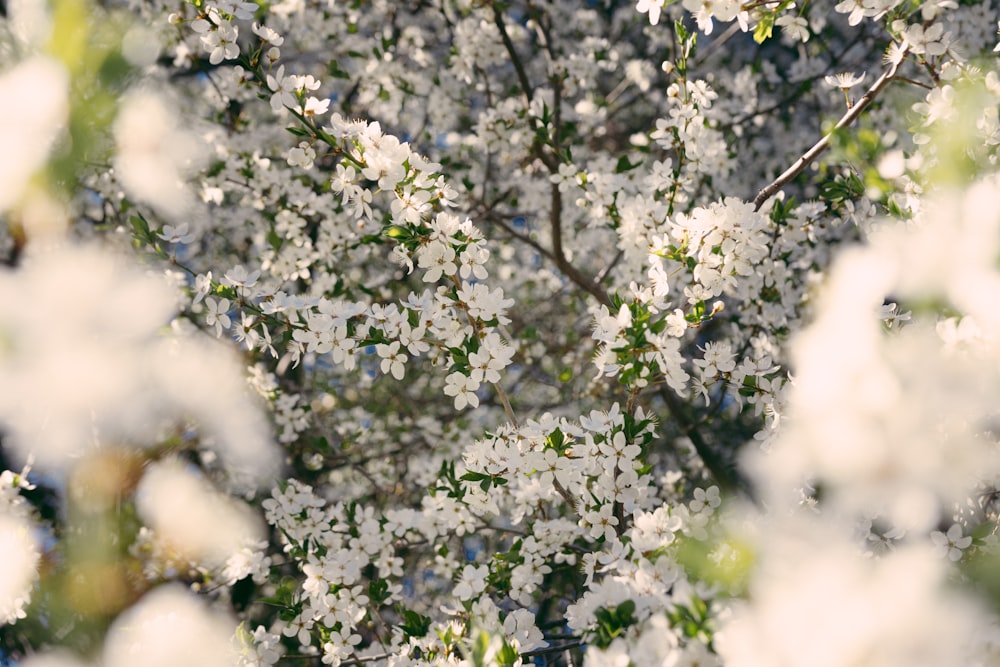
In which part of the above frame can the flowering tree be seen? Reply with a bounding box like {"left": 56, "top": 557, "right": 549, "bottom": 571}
{"left": 1, "top": 0, "right": 1000, "bottom": 665}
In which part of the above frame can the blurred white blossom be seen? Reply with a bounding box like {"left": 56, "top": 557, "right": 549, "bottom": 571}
{"left": 0, "top": 57, "right": 68, "bottom": 214}
{"left": 0, "top": 512, "right": 39, "bottom": 625}
{"left": 113, "top": 90, "right": 204, "bottom": 221}
{"left": 136, "top": 459, "right": 265, "bottom": 569}
{"left": 0, "top": 244, "right": 279, "bottom": 485}
{"left": 717, "top": 534, "right": 983, "bottom": 667}
{"left": 103, "top": 586, "right": 240, "bottom": 667}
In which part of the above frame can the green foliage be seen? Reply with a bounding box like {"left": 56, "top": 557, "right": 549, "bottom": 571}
{"left": 590, "top": 600, "right": 638, "bottom": 648}
{"left": 398, "top": 608, "right": 433, "bottom": 640}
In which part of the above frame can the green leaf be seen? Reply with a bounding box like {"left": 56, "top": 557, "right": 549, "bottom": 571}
{"left": 369, "top": 577, "right": 390, "bottom": 604}
{"left": 496, "top": 640, "right": 519, "bottom": 667}
{"left": 614, "top": 155, "right": 641, "bottom": 173}
{"left": 590, "top": 599, "right": 638, "bottom": 648}
{"left": 546, "top": 428, "right": 565, "bottom": 451}
{"left": 674, "top": 18, "right": 689, "bottom": 42}
{"left": 753, "top": 13, "right": 776, "bottom": 44}
{"left": 327, "top": 60, "right": 351, "bottom": 79}
{"left": 129, "top": 214, "right": 150, "bottom": 240}
{"left": 971, "top": 521, "right": 997, "bottom": 542}
{"left": 399, "top": 608, "right": 432, "bottom": 639}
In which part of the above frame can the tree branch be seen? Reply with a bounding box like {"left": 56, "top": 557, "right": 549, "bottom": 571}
{"left": 752, "top": 49, "right": 907, "bottom": 212}
{"left": 548, "top": 181, "right": 612, "bottom": 308}
{"left": 658, "top": 386, "right": 747, "bottom": 493}
{"left": 522, "top": 640, "right": 584, "bottom": 660}
{"left": 491, "top": 3, "right": 534, "bottom": 106}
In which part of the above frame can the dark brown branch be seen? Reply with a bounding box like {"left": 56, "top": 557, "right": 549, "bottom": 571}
{"left": 491, "top": 3, "right": 534, "bottom": 106}
{"left": 481, "top": 209, "right": 557, "bottom": 261}
{"left": 658, "top": 387, "right": 747, "bottom": 493}
{"left": 522, "top": 640, "right": 585, "bottom": 660}
{"left": 480, "top": 7, "right": 609, "bottom": 306}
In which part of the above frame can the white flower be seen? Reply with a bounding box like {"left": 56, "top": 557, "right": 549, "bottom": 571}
{"left": 454, "top": 564, "right": 490, "bottom": 600}
{"left": 215, "top": 0, "right": 259, "bottom": 20}
{"left": 287, "top": 142, "right": 316, "bottom": 169}
{"left": 376, "top": 341, "right": 407, "bottom": 380}
{"left": 304, "top": 94, "right": 329, "bottom": 117}
{"left": 776, "top": 14, "right": 810, "bottom": 42}
{"left": 201, "top": 17, "right": 240, "bottom": 65}
{"left": 899, "top": 21, "right": 948, "bottom": 56}
{"left": 205, "top": 296, "right": 233, "bottom": 337}
{"left": 582, "top": 503, "right": 619, "bottom": 541}
{"left": 444, "top": 372, "right": 480, "bottom": 409}
{"left": 636, "top": 0, "right": 665, "bottom": 25}
{"left": 114, "top": 91, "right": 202, "bottom": 221}
{"left": 824, "top": 71, "right": 867, "bottom": 89}
{"left": 236, "top": 625, "right": 284, "bottom": 667}
{"left": 833, "top": 0, "right": 869, "bottom": 25}
{"left": 266, "top": 65, "right": 297, "bottom": 112}
{"left": 0, "top": 247, "right": 273, "bottom": 482}
{"left": 224, "top": 265, "right": 261, "bottom": 289}
{"left": 0, "top": 57, "right": 68, "bottom": 215}
{"left": 136, "top": 458, "right": 264, "bottom": 569}
{"left": 103, "top": 586, "right": 239, "bottom": 667}
{"left": 416, "top": 240, "right": 457, "bottom": 283}
{"left": 504, "top": 609, "right": 546, "bottom": 652}
{"left": 251, "top": 21, "right": 284, "bottom": 45}
{"left": 930, "top": 524, "right": 972, "bottom": 561}
{"left": 158, "top": 223, "right": 197, "bottom": 245}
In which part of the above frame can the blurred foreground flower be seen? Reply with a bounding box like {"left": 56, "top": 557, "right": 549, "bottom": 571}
{"left": 0, "top": 56, "right": 69, "bottom": 215}
{"left": 0, "top": 244, "right": 280, "bottom": 487}
{"left": 136, "top": 458, "right": 265, "bottom": 569}
{"left": 0, "top": 512, "right": 40, "bottom": 625}
{"left": 102, "top": 585, "right": 240, "bottom": 667}
{"left": 113, "top": 90, "right": 204, "bottom": 222}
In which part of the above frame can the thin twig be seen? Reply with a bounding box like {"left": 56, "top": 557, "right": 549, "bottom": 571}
{"left": 523, "top": 640, "right": 585, "bottom": 659}
{"left": 752, "top": 49, "right": 907, "bottom": 211}
{"left": 340, "top": 653, "right": 393, "bottom": 665}
{"left": 593, "top": 249, "right": 624, "bottom": 285}
{"left": 692, "top": 21, "right": 743, "bottom": 66}
{"left": 895, "top": 75, "right": 933, "bottom": 90}
{"left": 487, "top": 2, "right": 608, "bottom": 307}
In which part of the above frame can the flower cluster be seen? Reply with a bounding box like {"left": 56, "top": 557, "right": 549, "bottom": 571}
{"left": 0, "top": 462, "right": 39, "bottom": 626}
{"left": 2, "top": 0, "right": 1000, "bottom": 665}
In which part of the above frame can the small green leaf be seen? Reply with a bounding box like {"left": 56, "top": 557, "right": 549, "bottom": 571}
{"left": 399, "top": 608, "right": 432, "bottom": 639}
{"left": 753, "top": 13, "right": 776, "bottom": 44}
{"left": 130, "top": 214, "right": 150, "bottom": 240}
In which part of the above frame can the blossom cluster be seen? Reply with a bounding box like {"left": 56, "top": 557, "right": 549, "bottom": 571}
{"left": 1, "top": 0, "right": 1000, "bottom": 665}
